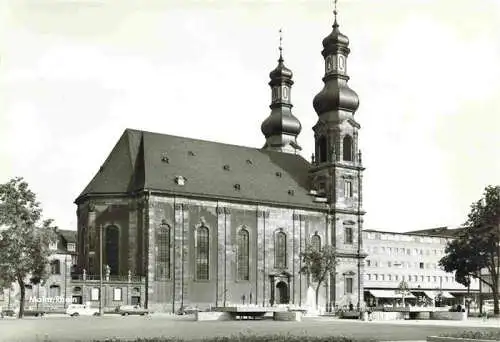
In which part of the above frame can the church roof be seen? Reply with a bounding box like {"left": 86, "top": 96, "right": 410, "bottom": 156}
{"left": 76, "top": 129, "right": 326, "bottom": 210}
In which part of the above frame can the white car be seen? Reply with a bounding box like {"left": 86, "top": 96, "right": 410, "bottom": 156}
{"left": 66, "top": 304, "right": 100, "bottom": 317}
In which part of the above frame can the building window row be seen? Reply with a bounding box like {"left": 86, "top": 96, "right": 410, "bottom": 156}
{"left": 316, "top": 134, "right": 354, "bottom": 163}
{"left": 365, "top": 273, "right": 453, "bottom": 283}
{"left": 89, "top": 287, "right": 123, "bottom": 301}
{"left": 366, "top": 246, "right": 444, "bottom": 257}
{"left": 365, "top": 233, "right": 449, "bottom": 245}
{"left": 154, "top": 224, "right": 294, "bottom": 281}
{"left": 365, "top": 260, "right": 440, "bottom": 270}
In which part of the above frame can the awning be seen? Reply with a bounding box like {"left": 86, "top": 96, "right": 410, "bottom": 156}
{"left": 440, "top": 291, "right": 455, "bottom": 299}
{"left": 368, "top": 290, "right": 416, "bottom": 299}
{"left": 423, "top": 291, "right": 455, "bottom": 299}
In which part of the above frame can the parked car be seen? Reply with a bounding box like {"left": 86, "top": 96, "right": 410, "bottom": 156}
{"left": 115, "top": 305, "right": 149, "bottom": 316}
{"left": 176, "top": 306, "right": 199, "bottom": 315}
{"left": 1, "top": 308, "right": 16, "bottom": 318}
{"left": 65, "top": 304, "right": 99, "bottom": 317}
{"left": 24, "top": 310, "right": 46, "bottom": 317}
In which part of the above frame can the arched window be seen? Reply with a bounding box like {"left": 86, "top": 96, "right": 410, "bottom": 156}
{"left": 50, "top": 260, "right": 61, "bottom": 274}
{"left": 196, "top": 226, "right": 209, "bottom": 280}
{"left": 237, "top": 228, "right": 250, "bottom": 281}
{"left": 311, "top": 234, "right": 321, "bottom": 251}
{"left": 318, "top": 136, "right": 327, "bottom": 163}
{"left": 343, "top": 135, "right": 353, "bottom": 161}
{"left": 156, "top": 224, "right": 171, "bottom": 280}
{"left": 274, "top": 231, "right": 287, "bottom": 269}
{"left": 105, "top": 225, "right": 120, "bottom": 275}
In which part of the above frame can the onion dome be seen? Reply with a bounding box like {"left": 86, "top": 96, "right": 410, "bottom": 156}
{"left": 313, "top": 82, "right": 359, "bottom": 114}
{"left": 269, "top": 55, "right": 293, "bottom": 82}
{"left": 261, "top": 110, "right": 302, "bottom": 138}
{"left": 321, "top": 20, "right": 350, "bottom": 56}
{"left": 313, "top": 8, "right": 359, "bottom": 116}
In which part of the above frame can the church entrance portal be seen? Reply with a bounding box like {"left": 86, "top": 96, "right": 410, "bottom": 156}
{"left": 276, "top": 281, "right": 289, "bottom": 304}
{"left": 269, "top": 272, "right": 291, "bottom": 305}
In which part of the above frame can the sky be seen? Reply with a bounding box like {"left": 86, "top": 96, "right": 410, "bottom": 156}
{"left": 1, "top": 0, "right": 500, "bottom": 233}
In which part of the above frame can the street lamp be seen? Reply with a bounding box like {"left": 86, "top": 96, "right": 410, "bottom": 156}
{"left": 99, "top": 225, "right": 104, "bottom": 317}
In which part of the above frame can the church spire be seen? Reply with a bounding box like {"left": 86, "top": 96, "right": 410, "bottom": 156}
{"left": 311, "top": 1, "right": 361, "bottom": 165}
{"left": 279, "top": 28, "right": 283, "bottom": 62}
{"left": 261, "top": 29, "right": 302, "bottom": 154}
{"left": 313, "top": 0, "right": 359, "bottom": 116}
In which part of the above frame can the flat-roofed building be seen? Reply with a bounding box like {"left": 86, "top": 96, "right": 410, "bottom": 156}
{"left": 362, "top": 228, "right": 480, "bottom": 307}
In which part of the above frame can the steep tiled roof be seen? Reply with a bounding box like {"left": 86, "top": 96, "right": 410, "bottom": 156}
{"left": 58, "top": 229, "right": 77, "bottom": 243}
{"left": 76, "top": 129, "right": 326, "bottom": 210}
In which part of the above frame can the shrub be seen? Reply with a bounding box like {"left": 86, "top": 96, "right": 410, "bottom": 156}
{"left": 440, "top": 330, "right": 500, "bottom": 341}
{"left": 89, "top": 335, "right": 376, "bottom": 342}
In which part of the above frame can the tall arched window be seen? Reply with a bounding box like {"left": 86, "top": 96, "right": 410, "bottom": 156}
{"left": 275, "top": 231, "right": 287, "bottom": 269}
{"left": 156, "top": 224, "right": 171, "bottom": 280}
{"left": 105, "top": 225, "right": 120, "bottom": 275}
{"left": 318, "top": 136, "right": 327, "bottom": 163}
{"left": 196, "top": 226, "right": 209, "bottom": 280}
{"left": 343, "top": 135, "right": 353, "bottom": 161}
{"left": 311, "top": 234, "right": 321, "bottom": 251}
{"left": 237, "top": 228, "right": 249, "bottom": 281}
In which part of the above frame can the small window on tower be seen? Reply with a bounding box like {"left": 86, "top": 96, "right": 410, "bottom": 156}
{"left": 343, "top": 135, "right": 353, "bottom": 161}
{"left": 281, "top": 86, "right": 289, "bottom": 101}
{"left": 344, "top": 181, "right": 353, "bottom": 198}
{"left": 318, "top": 136, "right": 327, "bottom": 163}
{"left": 344, "top": 226, "right": 353, "bottom": 244}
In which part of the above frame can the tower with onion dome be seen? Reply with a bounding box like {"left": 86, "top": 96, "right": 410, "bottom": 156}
{"left": 310, "top": 1, "right": 367, "bottom": 307}
{"left": 261, "top": 30, "right": 302, "bottom": 154}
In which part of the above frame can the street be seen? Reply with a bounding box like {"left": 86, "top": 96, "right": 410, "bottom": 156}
{"left": 1, "top": 315, "right": 499, "bottom": 342}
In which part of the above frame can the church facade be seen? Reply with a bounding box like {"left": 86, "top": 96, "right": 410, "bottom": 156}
{"left": 74, "top": 8, "right": 367, "bottom": 313}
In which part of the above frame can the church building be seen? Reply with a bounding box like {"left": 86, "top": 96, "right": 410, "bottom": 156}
{"left": 74, "top": 7, "right": 366, "bottom": 313}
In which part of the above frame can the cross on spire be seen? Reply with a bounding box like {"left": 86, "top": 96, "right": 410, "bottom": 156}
{"left": 279, "top": 28, "right": 283, "bottom": 61}
{"left": 333, "top": 0, "right": 338, "bottom": 26}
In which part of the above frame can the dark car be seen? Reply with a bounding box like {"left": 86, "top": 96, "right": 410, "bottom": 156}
{"left": 1, "top": 309, "right": 15, "bottom": 318}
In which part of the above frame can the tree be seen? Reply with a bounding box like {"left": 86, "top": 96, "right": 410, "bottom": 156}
{"left": 299, "top": 244, "right": 337, "bottom": 309}
{"left": 439, "top": 185, "right": 500, "bottom": 316}
{"left": 0, "top": 177, "right": 56, "bottom": 318}
{"left": 396, "top": 280, "right": 410, "bottom": 307}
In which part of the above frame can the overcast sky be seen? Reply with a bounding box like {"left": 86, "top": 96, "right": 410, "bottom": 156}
{"left": 1, "top": 0, "right": 499, "bottom": 233}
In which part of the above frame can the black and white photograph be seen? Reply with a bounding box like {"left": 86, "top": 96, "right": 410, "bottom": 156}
{"left": 1, "top": 0, "right": 500, "bottom": 341}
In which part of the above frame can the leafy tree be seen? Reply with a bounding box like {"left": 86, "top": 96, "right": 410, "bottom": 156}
{"left": 299, "top": 244, "right": 337, "bottom": 309}
{"left": 439, "top": 185, "right": 500, "bottom": 316}
{"left": 396, "top": 280, "right": 410, "bottom": 307}
{"left": 0, "top": 177, "right": 56, "bottom": 318}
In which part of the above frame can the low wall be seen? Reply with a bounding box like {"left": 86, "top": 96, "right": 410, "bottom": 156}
{"left": 430, "top": 311, "right": 467, "bottom": 321}
{"left": 340, "top": 311, "right": 360, "bottom": 319}
{"left": 410, "top": 311, "right": 431, "bottom": 320}
{"left": 195, "top": 311, "right": 232, "bottom": 321}
{"left": 369, "top": 311, "right": 405, "bottom": 321}
{"left": 274, "top": 311, "right": 302, "bottom": 322}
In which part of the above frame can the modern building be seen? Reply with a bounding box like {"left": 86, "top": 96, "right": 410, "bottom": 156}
{"left": 73, "top": 7, "right": 367, "bottom": 313}
{"left": 362, "top": 228, "right": 480, "bottom": 307}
